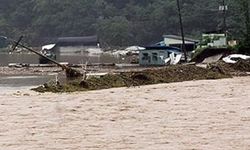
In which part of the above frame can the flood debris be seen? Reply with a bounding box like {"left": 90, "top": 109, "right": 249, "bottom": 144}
{"left": 65, "top": 67, "right": 83, "bottom": 79}
{"left": 222, "top": 54, "right": 250, "bottom": 64}
{"left": 6, "top": 36, "right": 83, "bottom": 79}
{"left": 191, "top": 47, "right": 231, "bottom": 63}
{"left": 208, "top": 59, "right": 250, "bottom": 76}
{"left": 32, "top": 65, "right": 231, "bottom": 93}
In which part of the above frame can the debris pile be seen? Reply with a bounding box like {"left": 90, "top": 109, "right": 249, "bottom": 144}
{"left": 32, "top": 65, "right": 230, "bottom": 93}
{"left": 65, "top": 67, "right": 83, "bottom": 79}
{"left": 234, "top": 59, "right": 250, "bottom": 72}
{"left": 191, "top": 47, "right": 231, "bottom": 63}
{"left": 209, "top": 59, "right": 250, "bottom": 75}
{"left": 222, "top": 54, "right": 250, "bottom": 64}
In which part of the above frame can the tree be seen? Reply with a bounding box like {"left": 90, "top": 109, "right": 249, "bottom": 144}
{"left": 97, "top": 16, "right": 131, "bottom": 46}
{"left": 0, "top": 0, "right": 248, "bottom": 47}
{"left": 238, "top": 0, "right": 250, "bottom": 54}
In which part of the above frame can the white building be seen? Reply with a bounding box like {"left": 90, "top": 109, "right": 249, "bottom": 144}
{"left": 139, "top": 46, "right": 182, "bottom": 66}
{"left": 55, "top": 36, "right": 102, "bottom": 55}
{"left": 201, "top": 32, "right": 227, "bottom": 47}
{"left": 163, "top": 35, "right": 199, "bottom": 52}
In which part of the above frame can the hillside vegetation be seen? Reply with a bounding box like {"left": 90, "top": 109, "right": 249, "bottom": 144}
{"left": 0, "top": 0, "right": 249, "bottom": 47}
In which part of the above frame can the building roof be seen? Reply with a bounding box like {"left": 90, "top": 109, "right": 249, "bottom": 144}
{"left": 143, "top": 46, "right": 182, "bottom": 54}
{"left": 163, "top": 35, "right": 199, "bottom": 43}
{"left": 145, "top": 46, "right": 180, "bottom": 51}
{"left": 56, "top": 35, "right": 98, "bottom": 46}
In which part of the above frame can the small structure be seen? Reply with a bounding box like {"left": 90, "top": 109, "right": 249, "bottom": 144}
{"left": 228, "top": 40, "right": 237, "bottom": 47}
{"left": 40, "top": 35, "right": 101, "bottom": 63}
{"left": 139, "top": 46, "right": 182, "bottom": 66}
{"left": 40, "top": 44, "right": 57, "bottom": 64}
{"left": 163, "top": 35, "right": 199, "bottom": 52}
{"left": 56, "top": 36, "right": 101, "bottom": 55}
{"left": 42, "top": 35, "right": 101, "bottom": 55}
{"left": 201, "top": 31, "right": 227, "bottom": 47}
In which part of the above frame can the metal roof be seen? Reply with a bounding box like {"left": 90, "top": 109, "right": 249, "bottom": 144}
{"left": 142, "top": 46, "right": 183, "bottom": 54}
{"left": 145, "top": 46, "right": 181, "bottom": 51}
{"left": 163, "top": 35, "right": 199, "bottom": 43}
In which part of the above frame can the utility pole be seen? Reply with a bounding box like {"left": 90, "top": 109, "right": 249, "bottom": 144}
{"left": 219, "top": 0, "right": 227, "bottom": 34}
{"left": 222, "top": 0, "right": 226, "bottom": 33}
{"left": 176, "top": 0, "right": 187, "bottom": 62}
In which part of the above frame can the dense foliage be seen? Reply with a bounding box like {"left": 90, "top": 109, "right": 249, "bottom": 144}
{"left": 0, "top": 0, "right": 249, "bottom": 47}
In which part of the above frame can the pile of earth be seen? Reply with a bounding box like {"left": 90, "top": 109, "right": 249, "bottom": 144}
{"left": 32, "top": 65, "right": 230, "bottom": 93}
{"left": 208, "top": 59, "right": 250, "bottom": 76}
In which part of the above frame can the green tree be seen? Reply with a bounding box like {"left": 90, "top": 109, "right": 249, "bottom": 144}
{"left": 0, "top": 0, "right": 249, "bottom": 47}
{"left": 238, "top": 0, "right": 250, "bottom": 54}
{"left": 97, "top": 16, "right": 131, "bottom": 46}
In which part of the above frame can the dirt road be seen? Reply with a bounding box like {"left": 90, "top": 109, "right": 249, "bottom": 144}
{"left": 0, "top": 77, "right": 250, "bottom": 150}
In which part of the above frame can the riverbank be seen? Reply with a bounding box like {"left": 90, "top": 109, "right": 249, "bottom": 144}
{"left": 33, "top": 64, "right": 231, "bottom": 93}
{"left": 0, "top": 76, "right": 250, "bottom": 149}
{"left": 1, "top": 59, "right": 250, "bottom": 93}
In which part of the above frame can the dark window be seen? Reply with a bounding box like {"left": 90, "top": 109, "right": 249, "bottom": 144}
{"left": 152, "top": 52, "right": 158, "bottom": 61}
{"left": 142, "top": 53, "right": 149, "bottom": 60}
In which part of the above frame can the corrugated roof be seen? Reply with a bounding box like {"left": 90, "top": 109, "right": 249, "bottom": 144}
{"left": 143, "top": 46, "right": 182, "bottom": 54}
{"left": 163, "top": 35, "right": 199, "bottom": 43}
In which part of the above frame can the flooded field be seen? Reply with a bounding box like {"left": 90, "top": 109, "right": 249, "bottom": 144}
{"left": 0, "top": 53, "right": 123, "bottom": 66}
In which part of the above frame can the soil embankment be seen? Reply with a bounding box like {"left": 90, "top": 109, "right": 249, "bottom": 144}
{"left": 32, "top": 59, "right": 250, "bottom": 93}
{"left": 33, "top": 65, "right": 230, "bottom": 93}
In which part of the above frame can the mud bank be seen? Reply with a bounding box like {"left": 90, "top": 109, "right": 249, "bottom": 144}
{"left": 33, "top": 65, "right": 230, "bottom": 93}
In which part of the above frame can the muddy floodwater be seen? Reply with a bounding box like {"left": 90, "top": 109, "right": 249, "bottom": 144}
{"left": 0, "top": 74, "right": 56, "bottom": 94}
{"left": 0, "top": 75, "right": 55, "bottom": 87}
{"left": 0, "top": 77, "right": 250, "bottom": 149}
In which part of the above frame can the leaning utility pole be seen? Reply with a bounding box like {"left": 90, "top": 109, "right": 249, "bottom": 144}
{"left": 0, "top": 36, "right": 83, "bottom": 79}
{"left": 176, "top": 0, "right": 187, "bottom": 62}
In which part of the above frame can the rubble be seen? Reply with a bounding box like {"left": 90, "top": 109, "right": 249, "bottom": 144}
{"left": 208, "top": 59, "right": 250, "bottom": 76}
{"left": 191, "top": 47, "right": 231, "bottom": 63}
